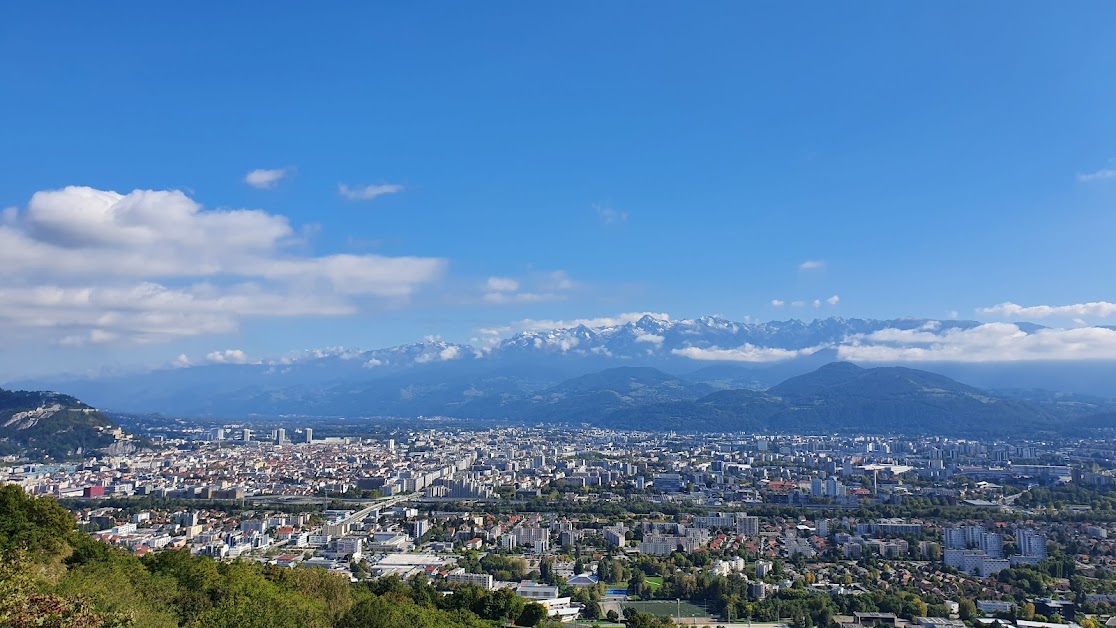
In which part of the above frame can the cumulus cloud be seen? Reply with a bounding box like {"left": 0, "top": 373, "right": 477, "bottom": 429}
{"left": 338, "top": 183, "right": 404, "bottom": 201}
{"left": 594, "top": 203, "right": 628, "bottom": 225}
{"left": 1078, "top": 167, "right": 1116, "bottom": 183}
{"left": 244, "top": 167, "right": 292, "bottom": 189}
{"left": 826, "top": 295, "right": 840, "bottom": 305}
{"left": 771, "top": 299, "right": 785, "bottom": 307}
{"left": 838, "top": 323, "right": 1116, "bottom": 362}
{"left": 0, "top": 186, "right": 445, "bottom": 345}
{"left": 635, "top": 333, "right": 665, "bottom": 346}
{"left": 980, "top": 301, "right": 1116, "bottom": 320}
{"left": 672, "top": 344, "right": 820, "bottom": 363}
{"left": 206, "top": 349, "right": 249, "bottom": 364}
{"left": 799, "top": 260, "right": 825, "bottom": 271}
{"left": 172, "top": 354, "right": 191, "bottom": 368}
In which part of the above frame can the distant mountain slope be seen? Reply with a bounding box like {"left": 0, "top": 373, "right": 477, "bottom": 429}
{"left": 0, "top": 389, "right": 116, "bottom": 459}
{"left": 456, "top": 366, "right": 714, "bottom": 422}
{"left": 603, "top": 363, "right": 1059, "bottom": 435}
{"left": 10, "top": 314, "right": 1116, "bottom": 418}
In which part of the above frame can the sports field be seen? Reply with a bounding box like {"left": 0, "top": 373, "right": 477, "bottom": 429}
{"left": 622, "top": 599, "right": 711, "bottom": 619}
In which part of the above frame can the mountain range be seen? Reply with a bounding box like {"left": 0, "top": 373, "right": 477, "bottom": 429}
{"left": 7, "top": 315, "right": 1116, "bottom": 434}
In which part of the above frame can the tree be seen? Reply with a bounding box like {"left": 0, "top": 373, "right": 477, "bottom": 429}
{"left": 582, "top": 600, "right": 602, "bottom": 620}
{"left": 518, "top": 602, "right": 548, "bottom": 627}
{"left": 926, "top": 544, "right": 942, "bottom": 562}
{"left": 0, "top": 555, "right": 126, "bottom": 628}
{"left": 958, "top": 599, "right": 977, "bottom": 622}
{"left": 597, "top": 558, "right": 612, "bottom": 583}
{"left": 0, "top": 485, "right": 77, "bottom": 557}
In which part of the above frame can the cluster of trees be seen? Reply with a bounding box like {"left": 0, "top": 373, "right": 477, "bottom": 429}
{"left": 0, "top": 485, "right": 565, "bottom": 627}
{"left": 613, "top": 549, "right": 957, "bottom": 625}
{"left": 456, "top": 550, "right": 529, "bottom": 582}
{"left": 1017, "top": 484, "right": 1116, "bottom": 512}
{"left": 438, "top": 487, "right": 1116, "bottom": 525}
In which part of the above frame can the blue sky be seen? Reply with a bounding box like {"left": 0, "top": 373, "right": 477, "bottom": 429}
{"left": 1, "top": 3, "right": 1115, "bottom": 377}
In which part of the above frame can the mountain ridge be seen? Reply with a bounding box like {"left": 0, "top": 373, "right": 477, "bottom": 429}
{"left": 9, "top": 314, "right": 1116, "bottom": 416}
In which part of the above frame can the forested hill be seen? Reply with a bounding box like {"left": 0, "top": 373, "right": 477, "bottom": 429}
{"left": 0, "top": 485, "right": 616, "bottom": 627}
{"left": 0, "top": 388, "right": 117, "bottom": 459}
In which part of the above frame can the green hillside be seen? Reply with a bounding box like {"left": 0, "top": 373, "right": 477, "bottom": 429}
{"left": 0, "top": 389, "right": 117, "bottom": 460}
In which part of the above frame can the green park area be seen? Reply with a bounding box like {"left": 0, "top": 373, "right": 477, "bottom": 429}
{"left": 623, "top": 599, "right": 711, "bottom": 621}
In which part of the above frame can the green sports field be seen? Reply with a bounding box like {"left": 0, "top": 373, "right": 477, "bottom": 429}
{"left": 622, "top": 599, "right": 711, "bottom": 619}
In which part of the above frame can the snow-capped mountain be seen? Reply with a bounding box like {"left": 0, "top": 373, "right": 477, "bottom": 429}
{"left": 9, "top": 315, "right": 1115, "bottom": 417}
{"left": 486, "top": 315, "right": 981, "bottom": 362}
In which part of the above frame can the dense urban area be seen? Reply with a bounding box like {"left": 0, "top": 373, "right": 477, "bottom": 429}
{"left": 5, "top": 421, "right": 1116, "bottom": 627}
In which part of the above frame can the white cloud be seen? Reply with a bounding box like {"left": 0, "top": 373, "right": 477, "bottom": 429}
{"left": 477, "top": 312, "right": 670, "bottom": 337}
{"left": 206, "top": 349, "right": 249, "bottom": 364}
{"left": 826, "top": 295, "right": 840, "bottom": 305}
{"left": 485, "top": 276, "right": 520, "bottom": 292}
{"left": 0, "top": 186, "right": 445, "bottom": 345}
{"left": 791, "top": 300, "right": 806, "bottom": 308}
{"left": 838, "top": 323, "right": 1116, "bottom": 363}
{"left": 980, "top": 301, "right": 1116, "bottom": 320}
{"left": 244, "top": 168, "right": 292, "bottom": 189}
{"left": 269, "top": 346, "right": 364, "bottom": 365}
{"left": 338, "top": 183, "right": 404, "bottom": 201}
{"left": 414, "top": 344, "right": 463, "bottom": 364}
{"left": 771, "top": 299, "right": 785, "bottom": 307}
{"left": 364, "top": 358, "right": 385, "bottom": 368}
{"left": 482, "top": 291, "right": 558, "bottom": 304}
{"left": 479, "top": 270, "right": 576, "bottom": 306}
{"left": 546, "top": 270, "right": 576, "bottom": 291}
{"left": 635, "top": 333, "right": 665, "bottom": 346}
{"left": 1078, "top": 168, "right": 1116, "bottom": 183}
{"left": 172, "top": 354, "right": 191, "bottom": 368}
{"left": 594, "top": 203, "right": 628, "bottom": 225}
{"left": 799, "top": 260, "right": 825, "bottom": 271}
{"left": 672, "top": 344, "right": 820, "bottom": 363}
{"left": 813, "top": 299, "right": 822, "bottom": 309}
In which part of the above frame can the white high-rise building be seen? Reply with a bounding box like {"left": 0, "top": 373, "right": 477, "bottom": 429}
{"left": 736, "top": 515, "right": 759, "bottom": 536}
{"left": 1016, "top": 529, "right": 1047, "bottom": 559}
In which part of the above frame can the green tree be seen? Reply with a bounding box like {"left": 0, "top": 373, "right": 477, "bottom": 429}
{"left": 958, "top": 599, "right": 977, "bottom": 622}
{"left": 518, "top": 602, "right": 549, "bottom": 627}
{"left": 0, "top": 485, "right": 76, "bottom": 557}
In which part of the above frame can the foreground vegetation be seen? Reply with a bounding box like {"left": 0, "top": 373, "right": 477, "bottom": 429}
{"left": 0, "top": 485, "right": 586, "bottom": 627}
